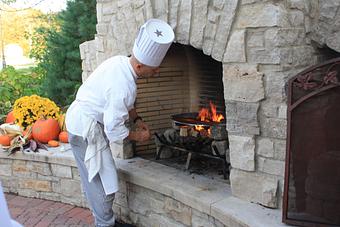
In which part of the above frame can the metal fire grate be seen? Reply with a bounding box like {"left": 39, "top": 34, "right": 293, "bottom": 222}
{"left": 154, "top": 112, "right": 229, "bottom": 179}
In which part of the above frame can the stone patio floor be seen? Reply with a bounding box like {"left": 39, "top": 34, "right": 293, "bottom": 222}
{"left": 5, "top": 193, "right": 94, "bottom": 227}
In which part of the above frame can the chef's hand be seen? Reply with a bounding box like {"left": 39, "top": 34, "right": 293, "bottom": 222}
{"left": 136, "top": 128, "right": 151, "bottom": 142}
{"left": 128, "top": 128, "right": 151, "bottom": 142}
{"left": 135, "top": 118, "right": 149, "bottom": 131}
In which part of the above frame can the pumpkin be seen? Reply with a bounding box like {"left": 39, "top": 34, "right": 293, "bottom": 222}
{"left": 32, "top": 118, "right": 60, "bottom": 143}
{"left": 58, "top": 131, "right": 69, "bottom": 143}
{"left": 48, "top": 140, "right": 59, "bottom": 147}
{"left": 0, "top": 135, "right": 12, "bottom": 146}
{"left": 5, "top": 111, "right": 15, "bottom": 123}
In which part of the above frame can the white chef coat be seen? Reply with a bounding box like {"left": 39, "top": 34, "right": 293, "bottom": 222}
{"left": 65, "top": 55, "right": 137, "bottom": 194}
{"left": 66, "top": 55, "right": 137, "bottom": 142}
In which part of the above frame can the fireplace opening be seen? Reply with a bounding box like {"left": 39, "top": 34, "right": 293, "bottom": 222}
{"left": 135, "top": 43, "right": 229, "bottom": 181}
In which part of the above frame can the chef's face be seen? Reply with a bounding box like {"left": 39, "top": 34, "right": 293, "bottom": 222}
{"left": 137, "top": 64, "right": 160, "bottom": 78}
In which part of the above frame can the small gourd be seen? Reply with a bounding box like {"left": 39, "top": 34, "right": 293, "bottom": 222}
{"left": 0, "top": 135, "right": 12, "bottom": 146}
{"left": 58, "top": 131, "right": 69, "bottom": 143}
{"left": 48, "top": 140, "right": 59, "bottom": 147}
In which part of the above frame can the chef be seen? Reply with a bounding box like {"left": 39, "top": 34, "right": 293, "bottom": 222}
{"left": 66, "top": 19, "right": 175, "bottom": 227}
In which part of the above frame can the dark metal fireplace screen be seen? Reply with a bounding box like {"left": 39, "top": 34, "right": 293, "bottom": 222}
{"left": 283, "top": 58, "right": 340, "bottom": 227}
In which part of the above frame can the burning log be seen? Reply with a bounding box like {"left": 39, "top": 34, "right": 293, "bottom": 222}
{"left": 210, "top": 125, "right": 228, "bottom": 140}
{"left": 197, "top": 128, "right": 210, "bottom": 137}
{"left": 179, "top": 127, "right": 189, "bottom": 137}
{"left": 164, "top": 129, "right": 179, "bottom": 143}
{"left": 191, "top": 130, "right": 199, "bottom": 137}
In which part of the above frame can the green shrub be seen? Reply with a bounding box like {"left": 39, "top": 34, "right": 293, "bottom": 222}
{"left": 0, "top": 66, "right": 44, "bottom": 123}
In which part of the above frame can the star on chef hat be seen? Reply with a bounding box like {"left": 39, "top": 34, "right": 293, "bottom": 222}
{"left": 133, "top": 19, "right": 175, "bottom": 67}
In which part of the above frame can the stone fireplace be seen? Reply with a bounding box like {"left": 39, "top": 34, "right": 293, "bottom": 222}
{"left": 79, "top": 0, "right": 340, "bottom": 217}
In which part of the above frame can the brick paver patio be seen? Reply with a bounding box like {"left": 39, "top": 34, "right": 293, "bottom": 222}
{"left": 5, "top": 193, "right": 94, "bottom": 227}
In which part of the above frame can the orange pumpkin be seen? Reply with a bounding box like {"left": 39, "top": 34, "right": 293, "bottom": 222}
{"left": 32, "top": 118, "right": 61, "bottom": 143}
{"left": 0, "top": 135, "right": 12, "bottom": 146}
{"left": 58, "top": 131, "right": 69, "bottom": 143}
{"left": 5, "top": 111, "right": 15, "bottom": 123}
{"left": 48, "top": 140, "right": 59, "bottom": 147}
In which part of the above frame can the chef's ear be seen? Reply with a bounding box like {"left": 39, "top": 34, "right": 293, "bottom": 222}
{"left": 136, "top": 63, "right": 143, "bottom": 71}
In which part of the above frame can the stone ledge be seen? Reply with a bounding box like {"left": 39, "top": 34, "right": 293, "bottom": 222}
{"left": 117, "top": 158, "right": 290, "bottom": 227}
{"left": 0, "top": 148, "right": 290, "bottom": 227}
{"left": 211, "top": 197, "right": 287, "bottom": 227}
{"left": 0, "top": 144, "right": 76, "bottom": 167}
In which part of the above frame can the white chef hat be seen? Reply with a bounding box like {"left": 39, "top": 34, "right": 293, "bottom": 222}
{"left": 133, "top": 19, "right": 175, "bottom": 67}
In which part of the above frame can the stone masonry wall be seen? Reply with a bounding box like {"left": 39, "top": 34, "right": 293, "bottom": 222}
{"left": 307, "top": 0, "right": 340, "bottom": 53}
{"left": 79, "top": 0, "right": 340, "bottom": 209}
{"left": 114, "top": 182, "right": 229, "bottom": 227}
{"left": 226, "top": 0, "right": 319, "bottom": 209}
{"left": 0, "top": 153, "right": 246, "bottom": 227}
{"left": 0, "top": 154, "right": 87, "bottom": 207}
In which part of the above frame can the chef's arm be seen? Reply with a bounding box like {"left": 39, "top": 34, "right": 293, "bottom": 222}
{"left": 129, "top": 108, "right": 149, "bottom": 130}
{"left": 127, "top": 130, "right": 150, "bottom": 142}
{"left": 128, "top": 109, "right": 150, "bottom": 142}
{"left": 129, "top": 108, "right": 139, "bottom": 122}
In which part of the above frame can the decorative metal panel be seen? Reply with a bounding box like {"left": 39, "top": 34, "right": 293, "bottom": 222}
{"left": 283, "top": 58, "right": 340, "bottom": 227}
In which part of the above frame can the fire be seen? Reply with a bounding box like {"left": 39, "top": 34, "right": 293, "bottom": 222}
{"left": 194, "top": 125, "right": 205, "bottom": 131}
{"left": 194, "top": 125, "right": 210, "bottom": 137}
{"left": 197, "top": 101, "right": 224, "bottom": 123}
{"left": 194, "top": 101, "right": 224, "bottom": 136}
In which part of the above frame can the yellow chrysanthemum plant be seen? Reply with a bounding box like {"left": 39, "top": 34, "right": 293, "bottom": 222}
{"left": 0, "top": 95, "right": 69, "bottom": 154}
{"left": 13, "top": 95, "right": 61, "bottom": 130}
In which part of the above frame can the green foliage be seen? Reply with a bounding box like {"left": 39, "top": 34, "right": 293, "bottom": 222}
{"left": 33, "top": 0, "right": 97, "bottom": 107}
{"left": 0, "top": 0, "right": 16, "bottom": 5}
{"left": 0, "top": 66, "right": 43, "bottom": 123}
{"left": 28, "top": 13, "right": 60, "bottom": 62}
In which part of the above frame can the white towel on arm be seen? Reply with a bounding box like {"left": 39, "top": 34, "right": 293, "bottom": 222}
{"left": 83, "top": 118, "right": 108, "bottom": 183}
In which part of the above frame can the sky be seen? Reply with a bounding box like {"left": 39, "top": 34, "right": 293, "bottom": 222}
{"left": 10, "top": 0, "right": 67, "bottom": 13}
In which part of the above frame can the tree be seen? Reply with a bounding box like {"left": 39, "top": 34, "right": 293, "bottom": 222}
{"left": 28, "top": 13, "right": 59, "bottom": 62}
{"left": 36, "top": 0, "right": 97, "bottom": 107}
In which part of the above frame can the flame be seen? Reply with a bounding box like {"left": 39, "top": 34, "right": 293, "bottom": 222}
{"left": 197, "top": 108, "right": 210, "bottom": 122}
{"left": 197, "top": 101, "right": 224, "bottom": 123}
{"left": 194, "top": 125, "right": 210, "bottom": 137}
{"left": 194, "top": 125, "right": 205, "bottom": 131}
